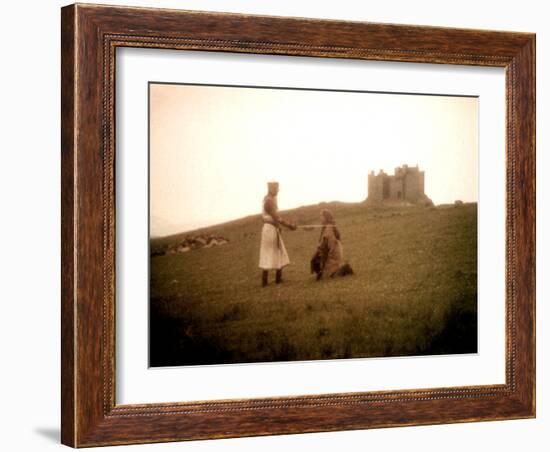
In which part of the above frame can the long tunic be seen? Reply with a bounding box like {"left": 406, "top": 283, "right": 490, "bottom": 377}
{"left": 318, "top": 226, "right": 344, "bottom": 278}
{"left": 258, "top": 195, "right": 290, "bottom": 270}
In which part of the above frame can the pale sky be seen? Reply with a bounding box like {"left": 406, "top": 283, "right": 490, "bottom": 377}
{"left": 150, "top": 83, "right": 478, "bottom": 237}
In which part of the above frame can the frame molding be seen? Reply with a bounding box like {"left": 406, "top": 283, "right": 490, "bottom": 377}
{"left": 61, "top": 3, "right": 535, "bottom": 447}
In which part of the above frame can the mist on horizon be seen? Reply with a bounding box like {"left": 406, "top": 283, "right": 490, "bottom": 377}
{"left": 150, "top": 83, "right": 478, "bottom": 237}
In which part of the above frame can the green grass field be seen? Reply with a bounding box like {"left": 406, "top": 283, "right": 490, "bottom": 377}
{"left": 150, "top": 202, "right": 477, "bottom": 366}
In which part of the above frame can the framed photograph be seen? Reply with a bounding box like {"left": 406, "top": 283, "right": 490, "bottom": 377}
{"left": 61, "top": 3, "right": 535, "bottom": 447}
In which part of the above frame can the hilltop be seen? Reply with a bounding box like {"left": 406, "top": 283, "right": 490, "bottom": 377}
{"left": 150, "top": 202, "right": 477, "bottom": 367}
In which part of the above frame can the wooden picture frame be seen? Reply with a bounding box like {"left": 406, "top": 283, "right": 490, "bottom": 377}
{"left": 61, "top": 3, "right": 535, "bottom": 447}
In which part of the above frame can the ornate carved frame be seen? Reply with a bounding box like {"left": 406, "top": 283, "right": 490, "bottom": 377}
{"left": 61, "top": 3, "right": 535, "bottom": 447}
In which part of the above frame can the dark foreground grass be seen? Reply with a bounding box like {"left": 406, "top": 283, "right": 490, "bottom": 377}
{"left": 150, "top": 202, "right": 477, "bottom": 366}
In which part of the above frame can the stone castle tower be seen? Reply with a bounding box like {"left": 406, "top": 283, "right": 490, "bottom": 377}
{"left": 366, "top": 164, "right": 433, "bottom": 206}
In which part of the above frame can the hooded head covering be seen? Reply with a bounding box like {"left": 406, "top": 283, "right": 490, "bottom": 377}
{"left": 267, "top": 181, "right": 279, "bottom": 194}
{"left": 320, "top": 209, "right": 341, "bottom": 240}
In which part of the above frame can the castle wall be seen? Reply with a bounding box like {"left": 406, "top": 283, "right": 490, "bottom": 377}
{"left": 403, "top": 171, "right": 421, "bottom": 201}
{"left": 368, "top": 173, "right": 383, "bottom": 202}
{"left": 367, "top": 165, "right": 429, "bottom": 205}
{"left": 389, "top": 178, "right": 404, "bottom": 199}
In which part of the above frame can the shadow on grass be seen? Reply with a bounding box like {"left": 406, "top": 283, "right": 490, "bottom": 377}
{"left": 423, "top": 293, "right": 478, "bottom": 356}
{"left": 149, "top": 289, "right": 477, "bottom": 367}
{"left": 149, "top": 310, "right": 233, "bottom": 367}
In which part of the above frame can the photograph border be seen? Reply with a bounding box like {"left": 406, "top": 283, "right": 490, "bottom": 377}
{"left": 61, "top": 3, "right": 535, "bottom": 447}
{"left": 146, "top": 79, "right": 480, "bottom": 369}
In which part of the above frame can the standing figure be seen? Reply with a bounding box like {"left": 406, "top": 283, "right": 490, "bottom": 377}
{"left": 312, "top": 209, "right": 354, "bottom": 280}
{"left": 259, "top": 182, "right": 296, "bottom": 286}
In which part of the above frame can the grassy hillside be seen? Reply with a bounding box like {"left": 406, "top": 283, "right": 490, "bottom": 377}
{"left": 150, "top": 202, "right": 477, "bottom": 367}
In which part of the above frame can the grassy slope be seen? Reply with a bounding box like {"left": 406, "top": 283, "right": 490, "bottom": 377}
{"left": 150, "top": 202, "right": 477, "bottom": 366}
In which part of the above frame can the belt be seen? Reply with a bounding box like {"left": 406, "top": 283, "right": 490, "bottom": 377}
{"left": 263, "top": 220, "right": 283, "bottom": 238}
{"left": 263, "top": 219, "right": 279, "bottom": 227}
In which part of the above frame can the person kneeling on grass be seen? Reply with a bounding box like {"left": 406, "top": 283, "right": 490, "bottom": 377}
{"left": 311, "top": 209, "right": 354, "bottom": 281}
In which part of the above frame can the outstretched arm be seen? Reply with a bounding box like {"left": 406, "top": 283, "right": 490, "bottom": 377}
{"left": 264, "top": 198, "right": 296, "bottom": 230}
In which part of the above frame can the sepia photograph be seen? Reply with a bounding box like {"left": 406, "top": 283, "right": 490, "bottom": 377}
{"left": 148, "top": 82, "right": 478, "bottom": 367}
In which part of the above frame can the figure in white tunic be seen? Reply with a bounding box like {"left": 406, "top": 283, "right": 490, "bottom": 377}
{"left": 259, "top": 181, "right": 296, "bottom": 286}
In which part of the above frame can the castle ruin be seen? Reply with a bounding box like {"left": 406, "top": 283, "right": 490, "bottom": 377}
{"left": 366, "top": 164, "right": 433, "bottom": 206}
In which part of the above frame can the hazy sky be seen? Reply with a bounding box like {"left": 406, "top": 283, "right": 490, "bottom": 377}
{"left": 150, "top": 83, "right": 478, "bottom": 237}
